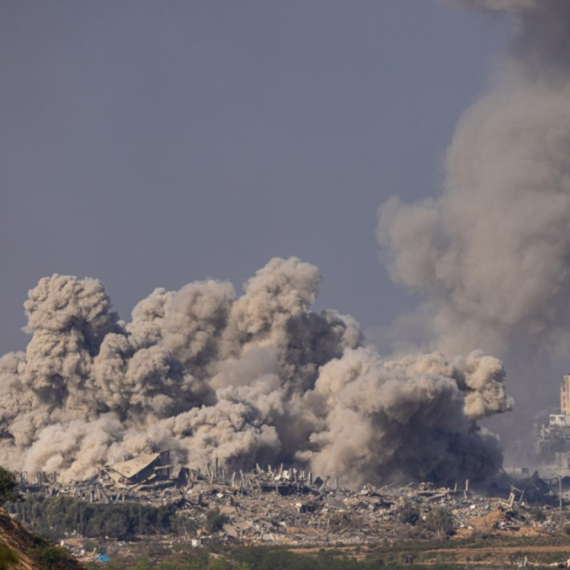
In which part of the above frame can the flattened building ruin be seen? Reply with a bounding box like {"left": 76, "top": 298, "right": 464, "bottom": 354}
{"left": 101, "top": 451, "right": 174, "bottom": 486}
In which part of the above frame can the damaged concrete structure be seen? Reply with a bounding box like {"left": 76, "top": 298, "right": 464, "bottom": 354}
{"left": 100, "top": 451, "right": 188, "bottom": 487}
{"left": 101, "top": 451, "right": 172, "bottom": 486}
{"left": 14, "top": 450, "right": 570, "bottom": 549}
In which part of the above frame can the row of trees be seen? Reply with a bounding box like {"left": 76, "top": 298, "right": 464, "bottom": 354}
{"left": 7, "top": 494, "right": 196, "bottom": 540}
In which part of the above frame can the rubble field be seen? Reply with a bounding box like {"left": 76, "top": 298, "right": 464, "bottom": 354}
{"left": 13, "top": 460, "right": 570, "bottom": 567}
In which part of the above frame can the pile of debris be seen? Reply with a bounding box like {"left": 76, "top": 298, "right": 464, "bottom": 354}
{"left": 13, "top": 455, "right": 570, "bottom": 547}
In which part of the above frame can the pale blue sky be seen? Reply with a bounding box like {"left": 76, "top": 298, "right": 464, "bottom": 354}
{"left": 0, "top": 1, "right": 507, "bottom": 353}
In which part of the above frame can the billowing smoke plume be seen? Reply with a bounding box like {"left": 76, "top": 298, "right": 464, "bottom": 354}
{"left": 379, "top": 0, "right": 570, "bottom": 358}
{"left": 0, "top": 258, "right": 512, "bottom": 486}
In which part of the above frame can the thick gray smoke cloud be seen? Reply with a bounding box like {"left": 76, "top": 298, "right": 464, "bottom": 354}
{"left": 0, "top": 258, "right": 512, "bottom": 486}
{"left": 378, "top": 0, "right": 570, "bottom": 358}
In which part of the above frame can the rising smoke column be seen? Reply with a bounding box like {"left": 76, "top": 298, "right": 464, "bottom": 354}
{"left": 0, "top": 258, "right": 512, "bottom": 485}
{"left": 378, "top": 0, "right": 570, "bottom": 357}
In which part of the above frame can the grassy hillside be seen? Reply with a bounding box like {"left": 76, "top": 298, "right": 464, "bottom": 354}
{"left": 0, "top": 507, "right": 83, "bottom": 570}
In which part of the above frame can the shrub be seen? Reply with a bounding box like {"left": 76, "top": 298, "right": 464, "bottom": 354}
{"left": 207, "top": 558, "right": 232, "bottom": 570}
{"left": 329, "top": 512, "right": 353, "bottom": 531}
{"left": 398, "top": 503, "right": 420, "bottom": 525}
{"left": 205, "top": 508, "right": 229, "bottom": 534}
{"left": 130, "top": 560, "right": 153, "bottom": 570}
{"left": 32, "top": 536, "right": 69, "bottom": 570}
{"left": 423, "top": 507, "right": 455, "bottom": 537}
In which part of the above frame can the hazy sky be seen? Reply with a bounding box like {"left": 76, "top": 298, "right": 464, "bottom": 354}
{"left": 0, "top": 1, "right": 507, "bottom": 354}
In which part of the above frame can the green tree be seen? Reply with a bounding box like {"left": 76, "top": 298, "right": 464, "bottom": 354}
{"left": 0, "top": 468, "right": 20, "bottom": 505}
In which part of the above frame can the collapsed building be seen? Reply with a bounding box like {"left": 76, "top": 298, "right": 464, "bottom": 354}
{"left": 100, "top": 451, "right": 187, "bottom": 487}
{"left": 11, "top": 453, "right": 570, "bottom": 552}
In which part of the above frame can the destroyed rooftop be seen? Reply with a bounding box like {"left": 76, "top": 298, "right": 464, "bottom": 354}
{"left": 106, "top": 453, "right": 164, "bottom": 480}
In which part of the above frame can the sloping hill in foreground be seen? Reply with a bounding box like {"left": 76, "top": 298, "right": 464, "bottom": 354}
{"left": 0, "top": 507, "right": 83, "bottom": 570}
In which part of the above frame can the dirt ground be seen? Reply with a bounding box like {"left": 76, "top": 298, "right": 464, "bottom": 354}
{"left": 289, "top": 511, "right": 570, "bottom": 568}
